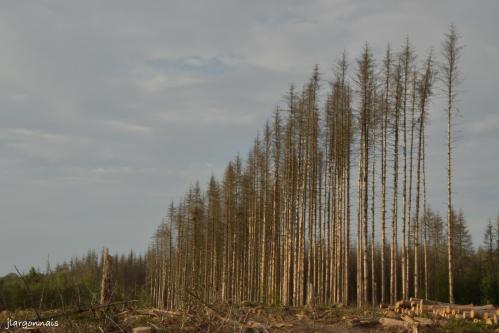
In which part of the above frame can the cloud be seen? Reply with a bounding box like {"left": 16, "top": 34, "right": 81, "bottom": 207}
{"left": 0, "top": 0, "right": 498, "bottom": 274}
{"left": 107, "top": 120, "right": 154, "bottom": 134}
{"left": 468, "top": 114, "right": 499, "bottom": 133}
{"left": 0, "top": 127, "right": 89, "bottom": 162}
{"left": 147, "top": 56, "right": 230, "bottom": 75}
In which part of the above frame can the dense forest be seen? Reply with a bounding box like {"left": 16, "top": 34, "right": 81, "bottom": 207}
{"left": 1, "top": 26, "right": 498, "bottom": 312}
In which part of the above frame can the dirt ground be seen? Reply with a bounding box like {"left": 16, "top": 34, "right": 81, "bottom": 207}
{"left": 1, "top": 305, "right": 497, "bottom": 332}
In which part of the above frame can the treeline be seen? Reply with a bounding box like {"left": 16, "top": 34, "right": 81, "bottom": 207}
{"left": 147, "top": 26, "right": 497, "bottom": 308}
{"left": 0, "top": 250, "right": 146, "bottom": 310}
{"left": 2, "top": 211, "right": 497, "bottom": 311}
{"left": 425, "top": 211, "right": 499, "bottom": 305}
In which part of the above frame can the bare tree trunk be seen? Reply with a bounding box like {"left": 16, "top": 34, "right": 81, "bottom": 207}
{"left": 100, "top": 247, "right": 113, "bottom": 305}
{"left": 400, "top": 40, "right": 413, "bottom": 300}
{"left": 414, "top": 54, "right": 433, "bottom": 299}
{"left": 356, "top": 156, "right": 363, "bottom": 307}
{"left": 422, "top": 133, "right": 429, "bottom": 300}
{"left": 391, "top": 63, "right": 402, "bottom": 304}
{"left": 370, "top": 126, "right": 376, "bottom": 305}
{"left": 380, "top": 46, "right": 391, "bottom": 305}
{"left": 407, "top": 68, "right": 416, "bottom": 299}
{"left": 442, "top": 25, "right": 460, "bottom": 304}
{"left": 344, "top": 92, "right": 352, "bottom": 305}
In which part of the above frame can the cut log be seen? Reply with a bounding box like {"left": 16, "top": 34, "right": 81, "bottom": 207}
{"left": 245, "top": 321, "right": 269, "bottom": 333}
{"left": 384, "top": 310, "right": 401, "bottom": 319}
{"left": 395, "top": 299, "right": 498, "bottom": 325}
{"left": 453, "top": 304, "right": 493, "bottom": 312}
{"left": 401, "top": 315, "right": 417, "bottom": 326}
{"left": 132, "top": 327, "right": 152, "bottom": 333}
{"left": 470, "top": 309, "right": 496, "bottom": 320}
{"left": 414, "top": 317, "right": 434, "bottom": 326}
{"left": 306, "top": 283, "right": 316, "bottom": 310}
{"left": 351, "top": 319, "right": 379, "bottom": 327}
{"left": 380, "top": 317, "right": 410, "bottom": 328}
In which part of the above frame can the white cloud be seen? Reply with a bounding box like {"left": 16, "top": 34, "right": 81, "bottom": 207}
{"left": 0, "top": 0, "right": 498, "bottom": 274}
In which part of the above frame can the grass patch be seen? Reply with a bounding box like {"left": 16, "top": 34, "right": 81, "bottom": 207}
{"left": 439, "top": 319, "right": 498, "bottom": 333}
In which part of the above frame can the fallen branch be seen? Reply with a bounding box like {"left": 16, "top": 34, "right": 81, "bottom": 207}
{"left": 13, "top": 266, "right": 42, "bottom": 322}
{"left": 19, "top": 300, "right": 139, "bottom": 323}
{"left": 184, "top": 289, "right": 243, "bottom": 330}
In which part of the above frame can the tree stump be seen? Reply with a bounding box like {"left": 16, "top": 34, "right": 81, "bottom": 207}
{"left": 306, "top": 283, "right": 316, "bottom": 310}
{"left": 100, "top": 247, "right": 113, "bottom": 305}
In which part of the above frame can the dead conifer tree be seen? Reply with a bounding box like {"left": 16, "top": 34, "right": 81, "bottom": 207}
{"left": 380, "top": 45, "right": 391, "bottom": 305}
{"left": 390, "top": 61, "right": 403, "bottom": 304}
{"left": 441, "top": 24, "right": 461, "bottom": 304}
{"left": 400, "top": 39, "right": 414, "bottom": 300}
{"left": 356, "top": 44, "right": 375, "bottom": 306}
{"left": 414, "top": 53, "right": 433, "bottom": 298}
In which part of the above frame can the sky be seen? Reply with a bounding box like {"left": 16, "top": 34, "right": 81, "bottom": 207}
{"left": 1, "top": 0, "right": 498, "bottom": 276}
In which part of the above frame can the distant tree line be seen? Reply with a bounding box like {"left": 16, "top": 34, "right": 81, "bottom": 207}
{"left": 0, "top": 250, "right": 146, "bottom": 310}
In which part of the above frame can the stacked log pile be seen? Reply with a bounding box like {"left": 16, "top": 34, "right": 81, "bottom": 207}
{"left": 379, "top": 315, "right": 436, "bottom": 333}
{"left": 379, "top": 298, "right": 499, "bottom": 331}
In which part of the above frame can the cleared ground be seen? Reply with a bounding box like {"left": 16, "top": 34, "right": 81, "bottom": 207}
{"left": 1, "top": 304, "right": 498, "bottom": 333}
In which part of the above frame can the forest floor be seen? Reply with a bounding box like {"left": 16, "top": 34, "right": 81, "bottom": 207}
{"left": 1, "top": 303, "right": 498, "bottom": 333}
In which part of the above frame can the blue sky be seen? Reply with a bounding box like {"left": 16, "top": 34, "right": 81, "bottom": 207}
{"left": 0, "top": 0, "right": 498, "bottom": 275}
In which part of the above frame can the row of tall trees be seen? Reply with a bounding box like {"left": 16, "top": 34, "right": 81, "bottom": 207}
{"left": 3, "top": 212, "right": 497, "bottom": 311}
{"left": 4, "top": 212, "right": 499, "bottom": 310}
{"left": 147, "top": 27, "right": 469, "bottom": 308}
